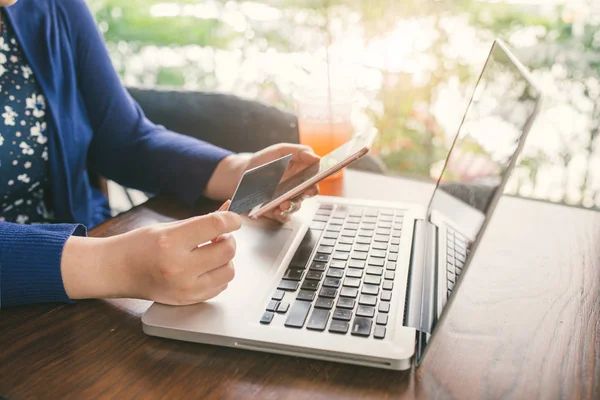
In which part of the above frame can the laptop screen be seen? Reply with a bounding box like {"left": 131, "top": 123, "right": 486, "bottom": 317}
{"left": 427, "top": 41, "right": 540, "bottom": 242}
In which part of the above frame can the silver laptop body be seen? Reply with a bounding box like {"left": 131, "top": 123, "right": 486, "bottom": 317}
{"left": 142, "top": 39, "right": 542, "bottom": 370}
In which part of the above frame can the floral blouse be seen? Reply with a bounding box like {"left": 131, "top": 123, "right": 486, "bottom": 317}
{"left": 0, "top": 11, "right": 54, "bottom": 223}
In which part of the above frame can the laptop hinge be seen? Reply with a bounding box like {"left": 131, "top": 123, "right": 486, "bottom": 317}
{"left": 403, "top": 219, "right": 438, "bottom": 335}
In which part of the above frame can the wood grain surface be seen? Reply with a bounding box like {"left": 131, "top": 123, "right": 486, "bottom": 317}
{"left": 1, "top": 171, "right": 598, "bottom": 400}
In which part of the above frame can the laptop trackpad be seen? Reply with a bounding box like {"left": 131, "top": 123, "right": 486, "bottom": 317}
{"left": 218, "top": 219, "right": 293, "bottom": 305}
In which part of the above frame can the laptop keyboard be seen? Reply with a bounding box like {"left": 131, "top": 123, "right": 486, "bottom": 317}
{"left": 445, "top": 227, "right": 470, "bottom": 298}
{"left": 259, "top": 203, "right": 404, "bottom": 339}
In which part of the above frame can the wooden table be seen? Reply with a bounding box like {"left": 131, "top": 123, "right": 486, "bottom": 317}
{"left": 1, "top": 170, "right": 599, "bottom": 399}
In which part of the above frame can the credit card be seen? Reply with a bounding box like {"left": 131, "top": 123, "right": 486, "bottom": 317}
{"left": 227, "top": 154, "right": 292, "bottom": 214}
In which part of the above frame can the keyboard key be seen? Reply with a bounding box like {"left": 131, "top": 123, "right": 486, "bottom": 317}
{"left": 386, "top": 262, "right": 397, "bottom": 271}
{"left": 260, "top": 311, "right": 274, "bottom": 324}
{"left": 456, "top": 252, "right": 466, "bottom": 263}
{"left": 329, "top": 320, "right": 349, "bottom": 334}
{"left": 315, "top": 297, "right": 335, "bottom": 309}
{"left": 374, "top": 235, "right": 389, "bottom": 243}
{"left": 361, "top": 284, "right": 379, "bottom": 296}
{"left": 348, "top": 207, "right": 363, "bottom": 217}
{"left": 361, "top": 223, "right": 376, "bottom": 230}
{"left": 393, "top": 222, "right": 403, "bottom": 230}
{"left": 318, "top": 203, "right": 334, "bottom": 210}
{"left": 333, "top": 308, "right": 353, "bottom": 321}
{"left": 447, "top": 270, "right": 455, "bottom": 283}
{"left": 343, "top": 277, "right": 361, "bottom": 288}
{"left": 391, "top": 237, "right": 401, "bottom": 245}
{"left": 376, "top": 313, "right": 388, "bottom": 325}
{"left": 369, "top": 249, "right": 386, "bottom": 258}
{"left": 278, "top": 280, "right": 299, "bottom": 291}
{"left": 368, "top": 257, "right": 385, "bottom": 267}
{"left": 323, "top": 277, "right": 341, "bottom": 288}
{"left": 321, "top": 238, "right": 336, "bottom": 247}
{"left": 341, "top": 230, "right": 357, "bottom": 238}
{"left": 297, "top": 290, "right": 316, "bottom": 301}
{"left": 351, "top": 317, "right": 373, "bottom": 337}
{"left": 348, "top": 260, "right": 366, "bottom": 269}
{"left": 366, "top": 267, "right": 384, "bottom": 276}
{"left": 329, "top": 225, "right": 343, "bottom": 232}
{"left": 380, "top": 209, "right": 394, "bottom": 216}
{"left": 323, "top": 231, "right": 339, "bottom": 239}
{"left": 333, "top": 252, "right": 349, "bottom": 261}
{"left": 388, "top": 253, "right": 398, "bottom": 262}
{"left": 373, "top": 325, "right": 386, "bottom": 339}
{"left": 330, "top": 217, "right": 345, "bottom": 225}
{"left": 345, "top": 223, "right": 360, "bottom": 231}
{"left": 310, "top": 222, "right": 327, "bottom": 230}
{"left": 306, "top": 309, "right": 330, "bottom": 331}
{"left": 336, "top": 244, "right": 352, "bottom": 252}
{"left": 339, "top": 237, "right": 354, "bottom": 245}
{"left": 313, "top": 214, "right": 329, "bottom": 222}
{"left": 340, "top": 287, "right": 358, "bottom": 298}
{"left": 379, "top": 301, "right": 390, "bottom": 313}
{"left": 376, "top": 228, "right": 391, "bottom": 235}
{"left": 330, "top": 260, "right": 346, "bottom": 269}
{"left": 354, "top": 243, "right": 370, "bottom": 252}
{"left": 364, "top": 208, "right": 379, "bottom": 217}
{"left": 266, "top": 300, "right": 279, "bottom": 312}
{"left": 272, "top": 290, "right": 285, "bottom": 301}
{"left": 346, "top": 268, "right": 363, "bottom": 278}
{"left": 358, "top": 230, "right": 374, "bottom": 238}
{"left": 326, "top": 268, "right": 344, "bottom": 279}
{"left": 347, "top": 217, "right": 361, "bottom": 225}
{"left": 377, "top": 221, "right": 392, "bottom": 228}
{"left": 456, "top": 260, "right": 465, "bottom": 268}
{"left": 276, "top": 302, "right": 290, "bottom": 313}
{"left": 337, "top": 297, "right": 355, "bottom": 309}
{"left": 356, "top": 236, "right": 371, "bottom": 245}
{"left": 356, "top": 305, "right": 375, "bottom": 317}
{"left": 319, "top": 287, "right": 338, "bottom": 298}
{"left": 382, "top": 281, "right": 394, "bottom": 291}
{"left": 317, "top": 246, "right": 333, "bottom": 255}
{"left": 448, "top": 281, "right": 455, "bottom": 291}
{"left": 372, "top": 242, "right": 388, "bottom": 250}
{"left": 389, "top": 245, "right": 399, "bottom": 253}
{"left": 301, "top": 280, "right": 319, "bottom": 291}
{"left": 306, "top": 270, "right": 323, "bottom": 281}
{"left": 364, "top": 275, "right": 382, "bottom": 285}
{"left": 284, "top": 301, "right": 312, "bottom": 328}
{"left": 283, "top": 268, "right": 305, "bottom": 281}
{"left": 381, "top": 291, "right": 392, "bottom": 301}
{"left": 314, "top": 254, "right": 330, "bottom": 263}
{"left": 392, "top": 230, "right": 402, "bottom": 238}
{"left": 309, "top": 262, "right": 327, "bottom": 272}
{"left": 384, "top": 271, "right": 395, "bottom": 280}
{"left": 351, "top": 251, "right": 367, "bottom": 260}
{"left": 359, "top": 294, "right": 377, "bottom": 306}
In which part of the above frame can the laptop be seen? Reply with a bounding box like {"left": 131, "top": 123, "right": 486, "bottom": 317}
{"left": 142, "top": 39, "right": 542, "bottom": 370}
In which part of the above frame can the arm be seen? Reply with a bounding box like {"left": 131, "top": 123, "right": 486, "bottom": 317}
{"left": 64, "top": 1, "right": 232, "bottom": 206}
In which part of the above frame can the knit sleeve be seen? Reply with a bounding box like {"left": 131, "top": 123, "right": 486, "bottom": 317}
{"left": 0, "top": 222, "right": 86, "bottom": 308}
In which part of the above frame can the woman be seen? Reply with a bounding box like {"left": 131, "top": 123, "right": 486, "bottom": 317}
{"left": 0, "top": 0, "right": 318, "bottom": 308}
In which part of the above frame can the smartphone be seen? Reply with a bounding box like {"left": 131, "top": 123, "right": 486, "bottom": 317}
{"left": 248, "top": 131, "right": 377, "bottom": 218}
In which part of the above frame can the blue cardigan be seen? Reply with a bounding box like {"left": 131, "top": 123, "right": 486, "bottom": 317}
{"left": 0, "top": 0, "right": 233, "bottom": 308}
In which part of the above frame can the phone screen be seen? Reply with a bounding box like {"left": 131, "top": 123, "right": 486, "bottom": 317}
{"left": 252, "top": 133, "right": 374, "bottom": 213}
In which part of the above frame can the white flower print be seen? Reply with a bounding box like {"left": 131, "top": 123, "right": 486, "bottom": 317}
{"left": 17, "top": 174, "right": 31, "bottom": 184}
{"left": 0, "top": 133, "right": 3, "bottom": 146}
{"left": 0, "top": 37, "right": 9, "bottom": 52}
{"left": 2, "top": 106, "right": 17, "bottom": 126}
{"left": 20, "top": 141, "right": 34, "bottom": 156}
{"left": 10, "top": 55, "right": 17, "bottom": 63}
{"left": 21, "top": 66, "right": 32, "bottom": 79}
{"left": 16, "top": 215, "right": 29, "bottom": 224}
{"left": 37, "top": 134, "right": 48, "bottom": 145}
{"left": 24, "top": 161, "right": 32, "bottom": 169}
{"left": 42, "top": 149, "right": 48, "bottom": 161}
{"left": 25, "top": 94, "right": 45, "bottom": 118}
{"left": 0, "top": 63, "right": 6, "bottom": 78}
{"left": 30, "top": 121, "right": 47, "bottom": 137}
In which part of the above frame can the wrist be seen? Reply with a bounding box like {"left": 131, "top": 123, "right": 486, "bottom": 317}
{"left": 204, "top": 153, "right": 251, "bottom": 200}
{"left": 61, "top": 235, "right": 129, "bottom": 300}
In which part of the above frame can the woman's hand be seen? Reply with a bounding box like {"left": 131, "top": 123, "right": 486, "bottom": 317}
{"left": 205, "top": 143, "right": 320, "bottom": 222}
{"left": 61, "top": 208, "right": 242, "bottom": 305}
